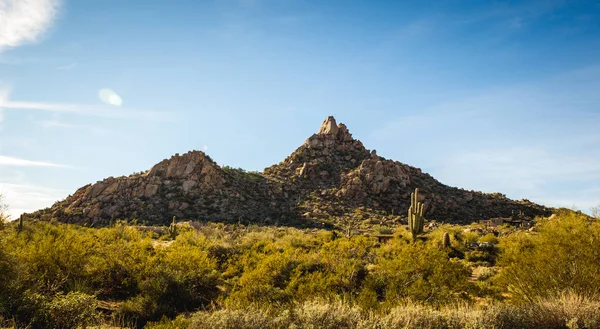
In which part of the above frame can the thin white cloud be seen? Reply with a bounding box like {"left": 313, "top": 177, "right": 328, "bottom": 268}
{"left": 0, "top": 84, "right": 8, "bottom": 103}
{"left": 0, "top": 0, "right": 61, "bottom": 52}
{"left": 56, "top": 62, "right": 77, "bottom": 70}
{"left": 0, "top": 86, "right": 7, "bottom": 123}
{"left": 39, "top": 119, "right": 72, "bottom": 128}
{"left": 3, "top": 100, "right": 169, "bottom": 121}
{"left": 38, "top": 119, "right": 113, "bottom": 134}
{"left": 0, "top": 155, "right": 71, "bottom": 168}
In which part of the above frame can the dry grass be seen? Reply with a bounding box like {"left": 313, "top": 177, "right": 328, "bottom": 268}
{"left": 169, "top": 292, "right": 600, "bottom": 329}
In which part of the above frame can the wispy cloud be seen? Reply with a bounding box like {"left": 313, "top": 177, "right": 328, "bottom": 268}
{"left": 3, "top": 100, "right": 170, "bottom": 121}
{"left": 0, "top": 0, "right": 61, "bottom": 53}
{"left": 0, "top": 86, "right": 8, "bottom": 123}
{"left": 0, "top": 86, "right": 170, "bottom": 121}
{"left": 56, "top": 62, "right": 77, "bottom": 70}
{"left": 0, "top": 155, "right": 71, "bottom": 168}
{"left": 38, "top": 119, "right": 113, "bottom": 134}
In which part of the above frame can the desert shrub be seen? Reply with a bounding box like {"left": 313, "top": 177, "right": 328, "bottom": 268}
{"left": 10, "top": 292, "right": 100, "bottom": 329}
{"left": 465, "top": 248, "right": 496, "bottom": 266}
{"left": 478, "top": 233, "right": 499, "bottom": 245}
{"left": 462, "top": 230, "right": 481, "bottom": 245}
{"left": 87, "top": 225, "right": 153, "bottom": 299}
{"left": 0, "top": 237, "right": 23, "bottom": 323}
{"left": 369, "top": 240, "right": 472, "bottom": 306}
{"left": 119, "top": 240, "right": 220, "bottom": 323}
{"left": 474, "top": 266, "right": 497, "bottom": 281}
{"left": 529, "top": 291, "right": 600, "bottom": 329}
{"left": 225, "top": 235, "right": 375, "bottom": 309}
{"left": 4, "top": 223, "right": 95, "bottom": 294}
{"left": 377, "top": 225, "right": 394, "bottom": 235}
{"left": 226, "top": 250, "right": 301, "bottom": 308}
{"left": 496, "top": 212, "right": 600, "bottom": 301}
{"left": 45, "top": 292, "right": 100, "bottom": 329}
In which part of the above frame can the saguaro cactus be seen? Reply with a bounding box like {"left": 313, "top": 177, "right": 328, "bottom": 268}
{"left": 17, "top": 215, "right": 24, "bottom": 233}
{"left": 168, "top": 216, "right": 178, "bottom": 239}
{"left": 408, "top": 188, "right": 425, "bottom": 239}
{"left": 442, "top": 231, "right": 450, "bottom": 248}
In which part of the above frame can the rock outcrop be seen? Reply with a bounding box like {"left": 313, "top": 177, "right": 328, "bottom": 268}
{"left": 26, "top": 116, "right": 551, "bottom": 227}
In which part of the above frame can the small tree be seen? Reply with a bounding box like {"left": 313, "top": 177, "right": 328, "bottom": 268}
{"left": 0, "top": 193, "right": 8, "bottom": 229}
{"left": 340, "top": 214, "right": 361, "bottom": 238}
{"left": 591, "top": 204, "right": 600, "bottom": 219}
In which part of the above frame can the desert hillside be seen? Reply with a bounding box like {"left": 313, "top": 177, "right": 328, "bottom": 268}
{"left": 25, "top": 116, "right": 551, "bottom": 227}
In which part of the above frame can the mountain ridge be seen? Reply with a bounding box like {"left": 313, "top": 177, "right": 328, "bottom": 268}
{"left": 25, "top": 116, "right": 552, "bottom": 227}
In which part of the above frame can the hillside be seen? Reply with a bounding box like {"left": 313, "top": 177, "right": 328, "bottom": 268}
{"left": 25, "top": 116, "right": 551, "bottom": 226}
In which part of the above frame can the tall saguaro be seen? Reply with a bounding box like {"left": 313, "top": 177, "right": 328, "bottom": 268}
{"left": 408, "top": 188, "right": 425, "bottom": 240}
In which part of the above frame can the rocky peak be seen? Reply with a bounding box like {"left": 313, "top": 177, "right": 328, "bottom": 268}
{"left": 319, "top": 116, "right": 339, "bottom": 135}
{"left": 314, "top": 116, "right": 355, "bottom": 142}
{"left": 264, "top": 117, "right": 371, "bottom": 188}
{"left": 302, "top": 117, "right": 361, "bottom": 150}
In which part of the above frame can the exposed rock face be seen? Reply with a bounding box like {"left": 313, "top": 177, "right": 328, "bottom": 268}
{"left": 318, "top": 116, "right": 339, "bottom": 135}
{"left": 27, "top": 116, "right": 552, "bottom": 227}
{"left": 34, "top": 151, "right": 291, "bottom": 226}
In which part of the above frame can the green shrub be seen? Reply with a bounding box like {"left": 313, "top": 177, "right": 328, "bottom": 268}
{"left": 370, "top": 240, "right": 472, "bottom": 306}
{"left": 496, "top": 212, "right": 600, "bottom": 301}
{"left": 46, "top": 292, "right": 100, "bottom": 329}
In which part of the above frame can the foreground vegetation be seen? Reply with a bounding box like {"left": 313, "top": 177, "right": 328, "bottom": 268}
{"left": 1, "top": 209, "right": 599, "bottom": 328}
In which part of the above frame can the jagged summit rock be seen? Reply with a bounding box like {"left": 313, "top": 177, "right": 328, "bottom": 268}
{"left": 318, "top": 116, "right": 339, "bottom": 135}
{"left": 26, "top": 116, "right": 552, "bottom": 227}
{"left": 313, "top": 116, "right": 356, "bottom": 143}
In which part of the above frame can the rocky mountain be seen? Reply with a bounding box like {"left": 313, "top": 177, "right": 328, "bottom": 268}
{"left": 26, "top": 116, "right": 551, "bottom": 227}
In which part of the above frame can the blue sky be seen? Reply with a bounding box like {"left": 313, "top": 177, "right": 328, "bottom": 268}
{"left": 0, "top": 0, "right": 599, "bottom": 218}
